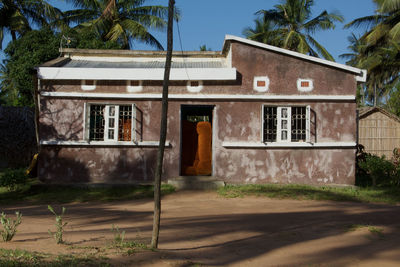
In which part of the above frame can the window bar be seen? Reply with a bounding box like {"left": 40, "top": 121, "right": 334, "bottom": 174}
{"left": 306, "top": 105, "right": 311, "bottom": 142}
{"left": 118, "top": 105, "right": 133, "bottom": 142}
{"left": 132, "top": 104, "right": 136, "bottom": 142}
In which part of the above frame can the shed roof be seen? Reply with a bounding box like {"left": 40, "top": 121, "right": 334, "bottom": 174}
{"left": 358, "top": 106, "right": 400, "bottom": 123}
{"left": 37, "top": 34, "right": 367, "bottom": 82}
{"left": 63, "top": 60, "right": 224, "bottom": 69}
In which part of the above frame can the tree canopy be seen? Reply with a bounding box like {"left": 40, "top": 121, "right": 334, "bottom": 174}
{"left": 345, "top": 0, "right": 400, "bottom": 107}
{"left": 61, "top": 0, "right": 169, "bottom": 49}
{"left": 0, "top": 0, "right": 62, "bottom": 48}
{"left": 245, "top": 0, "right": 343, "bottom": 61}
{"left": 0, "top": 28, "right": 122, "bottom": 106}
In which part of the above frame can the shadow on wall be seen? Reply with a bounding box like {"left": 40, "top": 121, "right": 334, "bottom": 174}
{"left": 311, "top": 109, "right": 317, "bottom": 143}
{"left": 40, "top": 98, "right": 82, "bottom": 141}
{"left": 103, "top": 148, "right": 157, "bottom": 184}
{"left": 39, "top": 147, "right": 91, "bottom": 183}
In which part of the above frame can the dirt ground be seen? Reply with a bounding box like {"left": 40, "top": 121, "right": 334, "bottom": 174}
{"left": 0, "top": 191, "right": 400, "bottom": 266}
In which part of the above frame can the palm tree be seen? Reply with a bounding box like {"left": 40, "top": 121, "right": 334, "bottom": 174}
{"left": 345, "top": 0, "right": 400, "bottom": 105}
{"left": 252, "top": 0, "right": 343, "bottom": 61}
{"left": 0, "top": 0, "right": 62, "bottom": 49}
{"left": 63, "top": 0, "right": 169, "bottom": 49}
{"left": 243, "top": 17, "right": 278, "bottom": 45}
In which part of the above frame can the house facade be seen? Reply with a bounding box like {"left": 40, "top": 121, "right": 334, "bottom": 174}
{"left": 36, "top": 35, "right": 366, "bottom": 185}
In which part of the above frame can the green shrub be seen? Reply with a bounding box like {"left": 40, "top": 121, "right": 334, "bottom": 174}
{"left": 0, "top": 169, "right": 27, "bottom": 190}
{"left": 357, "top": 153, "right": 399, "bottom": 187}
{"left": 0, "top": 212, "right": 22, "bottom": 242}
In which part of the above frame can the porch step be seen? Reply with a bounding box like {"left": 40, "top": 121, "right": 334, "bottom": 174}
{"left": 168, "top": 176, "right": 225, "bottom": 190}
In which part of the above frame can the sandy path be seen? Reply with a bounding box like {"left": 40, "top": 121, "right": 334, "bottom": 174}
{"left": 0, "top": 191, "right": 399, "bottom": 266}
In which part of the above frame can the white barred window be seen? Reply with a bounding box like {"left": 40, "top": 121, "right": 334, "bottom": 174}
{"left": 263, "top": 105, "right": 310, "bottom": 143}
{"left": 87, "top": 104, "right": 136, "bottom": 142}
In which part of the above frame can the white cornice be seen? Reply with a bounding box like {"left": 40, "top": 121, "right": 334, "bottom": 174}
{"left": 40, "top": 140, "right": 171, "bottom": 147}
{"left": 40, "top": 91, "right": 355, "bottom": 101}
{"left": 222, "top": 141, "right": 356, "bottom": 148}
{"left": 36, "top": 67, "right": 237, "bottom": 81}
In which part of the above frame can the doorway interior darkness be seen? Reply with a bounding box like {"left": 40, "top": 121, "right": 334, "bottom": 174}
{"left": 180, "top": 105, "right": 213, "bottom": 176}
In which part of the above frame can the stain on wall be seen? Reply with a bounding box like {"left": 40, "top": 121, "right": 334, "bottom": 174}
{"left": 38, "top": 41, "right": 358, "bottom": 185}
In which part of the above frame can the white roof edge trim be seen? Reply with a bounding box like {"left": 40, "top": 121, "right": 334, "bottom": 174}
{"left": 36, "top": 67, "right": 237, "bottom": 81}
{"left": 222, "top": 141, "right": 356, "bottom": 148}
{"left": 224, "top": 35, "right": 367, "bottom": 80}
{"left": 40, "top": 91, "right": 355, "bottom": 101}
{"left": 40, "top": 140, "right": 171, "bottom": 147}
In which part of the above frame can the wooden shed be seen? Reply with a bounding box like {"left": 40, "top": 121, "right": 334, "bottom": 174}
{"left": 358, "top": 107, "right": 400, "bottom": 158}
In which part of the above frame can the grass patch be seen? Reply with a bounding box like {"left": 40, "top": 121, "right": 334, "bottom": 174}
{"left": 0, "top": 248, "right": 110, "bottom": 266}
{"left": 346, "top": 224, "right": 385, "bottom": 238}
{"left": 218, "top": 184, "right": 400, "bottom": 204}
{"left": 0, "top": 181, "right": 175, "bottom": 204}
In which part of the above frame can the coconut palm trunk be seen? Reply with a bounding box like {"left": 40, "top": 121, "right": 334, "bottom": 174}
{"left": 151, "top": 0, "right": 174, "bottom": 249}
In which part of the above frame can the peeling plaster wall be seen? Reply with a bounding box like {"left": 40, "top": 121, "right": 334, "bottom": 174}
{"left": 230, "top": 42, "right": 357, "bottom": 96}
{"left": 38, "top": 43, "right": 358, "bottom": 185}
{"left": 214, "top": 148, "right": 355, "bottom": 185}
{"left": 39, "top": 99, "right": 356, "bottom": 185}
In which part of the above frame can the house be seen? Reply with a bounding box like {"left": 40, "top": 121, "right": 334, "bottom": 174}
{"left": 36, "top": 35, "right": 367, "bottom": 185}
{"left": 358, "top": 106, "right": 400, "bottom": 159}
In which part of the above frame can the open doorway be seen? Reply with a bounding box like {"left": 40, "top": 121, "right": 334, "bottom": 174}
{"left": 180, "top": 105, "right": 214, "bottom": 176}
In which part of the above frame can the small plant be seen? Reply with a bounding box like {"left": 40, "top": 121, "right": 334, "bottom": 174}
{"left": 0, "top": 212, "right": 22, "bottom": 242}
{"left": 111, "top": 224, "right": 125, "bottom": 246}
{"left": 0, "top": 169, "right": 27, "bottom": 191}
{"left": 48, "top": 205, "right": 67, "bottom": 244}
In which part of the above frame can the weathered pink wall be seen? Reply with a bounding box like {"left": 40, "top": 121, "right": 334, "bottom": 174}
{"left": 38, "top": 42, "right": 358, "bottom": 185}
{"left": 39, "top": 99, "right": 356, "bottom": 185}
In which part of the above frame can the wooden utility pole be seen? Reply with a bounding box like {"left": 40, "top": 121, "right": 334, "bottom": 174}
{"left": 151, "top": 0, "right": 175, "bottom": 249}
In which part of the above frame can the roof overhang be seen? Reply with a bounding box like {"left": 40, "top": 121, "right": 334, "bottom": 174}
{"left": 223, "top": 35, "right": 367, "bottom": 83}
{"left": 36, "top": 67, "right": 237, "bottom": 81}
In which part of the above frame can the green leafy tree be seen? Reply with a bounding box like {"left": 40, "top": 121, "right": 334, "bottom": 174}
{"left": 243, "top": 17, "right": 278, "bottom": 44}
{"left": 251, "top": 0, "right": 343, "bottom": 61}
{"left": 0, "top": 0, "right": 62, "bottom": 48}
{"left": 386, "top": 82, "right": 400, "bottom": 116}
{"left": 0, "top": 28, "right": 122, "bottom": 106}
{"left": 345, "top": 0, "right": 400, "bottom": 105}
{"left": 199, "top": 45, "right": 211, "bottom": 51}
{"left": 62, "top": 0, "right": 169, "bottom": 49}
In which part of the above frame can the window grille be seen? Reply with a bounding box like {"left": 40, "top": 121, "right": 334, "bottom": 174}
{"left": 89, "top": 105, "right": 105, "bottom": 141}
{"left": 263, "top": 106, "right": 310, "bottom": 143}
{"left": 263, "top": 107, "right": 277, "bottom": 142}
{"left": 118, "top": 105, "right": 132, "bottom": 141}
{"left": 88, "top": 104, "right": 135, "bottom": 142}
{"left": 291, "top": 107, "right": 307, "bottom": 142}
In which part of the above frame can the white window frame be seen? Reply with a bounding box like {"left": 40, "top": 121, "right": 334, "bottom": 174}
{"left": 186, "top": 80, "right": 203, "bottom": 92}
{"left": 297, "top": 79, "right": 314, "bottom": 92}
{"left": 253, "top": 76, "right": 270, "bottom": 92}
{"left": 262, "top": 105, "right": 311, "bottom": 143}
{"left": 126, "top": 80, "right": 143, "bottom": 93}
{"left": 85, "top": 103, "right": 136, "bottom": 143}
{"left": 81, "top": 80, "right": 97, "bottom": 91}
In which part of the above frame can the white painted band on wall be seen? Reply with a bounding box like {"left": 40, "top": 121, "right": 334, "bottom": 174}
{"left": 222, "top": 141, "right": 356, "bottom": 148}
{"left": 40, "top": 91, "right": 356, "bottom": 101}
{"left": 37, "top": 67, "right": 237, "bottom": 81}
{"left": 40, "top": 140, "right": 171, "bottom": 147}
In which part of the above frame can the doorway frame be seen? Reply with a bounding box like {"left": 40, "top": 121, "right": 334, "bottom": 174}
{"left": 179, "top": 104, "right": 215, "bottom": 176}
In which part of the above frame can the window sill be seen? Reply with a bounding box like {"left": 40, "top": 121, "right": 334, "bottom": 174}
{"left": 40, "top": 140, "right": 171, "bottom": 147}
{"left": 222, "top": 141, "right": 356, "bottom": 148}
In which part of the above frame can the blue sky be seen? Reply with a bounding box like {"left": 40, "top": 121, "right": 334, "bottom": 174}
{"left": 2, "top": 0, "right": 377, "bottom": 64}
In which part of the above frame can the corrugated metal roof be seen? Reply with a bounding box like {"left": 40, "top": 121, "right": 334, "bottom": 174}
{"left": 63, "top": 60, "right": 224, "bottom": 69}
